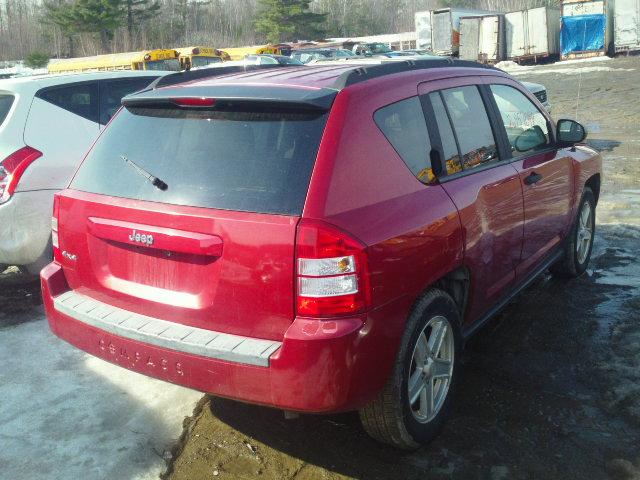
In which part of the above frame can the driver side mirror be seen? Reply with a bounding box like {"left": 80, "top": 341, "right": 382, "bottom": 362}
{"left": 556, "top": 119, "right": 587, "bottom": 147}
{"left": 514, "top": 125, "right": 547, "bottom": 153}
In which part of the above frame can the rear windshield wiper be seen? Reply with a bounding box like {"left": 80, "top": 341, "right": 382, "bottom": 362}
{"left": 120, "top": 155, "right": 168, "bottom": 191}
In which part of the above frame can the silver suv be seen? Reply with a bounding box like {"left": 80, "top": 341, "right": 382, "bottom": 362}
{"left": 0, "top": 71, "right": 165, "bottom": 273}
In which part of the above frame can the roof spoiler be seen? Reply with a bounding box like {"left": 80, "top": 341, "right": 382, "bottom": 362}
{"left": 122, "top": 83, "right": 337, "bottom": 112}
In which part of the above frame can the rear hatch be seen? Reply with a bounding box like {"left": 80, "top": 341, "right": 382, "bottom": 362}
{"left": 57, "top": 83, "right": 333, "bottom": 341}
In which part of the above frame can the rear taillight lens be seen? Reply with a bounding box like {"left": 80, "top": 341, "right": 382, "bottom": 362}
{"left": 52, "top": 194, "right": 60, "bottom": 261}
{"left": 0, "top": 146, "right": 43, "bottom": 204}
{"left": 295, "top": 219, "right": 370, "bottom": 317}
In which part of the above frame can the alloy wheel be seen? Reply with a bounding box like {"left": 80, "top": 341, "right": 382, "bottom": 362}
{"left": 408, "top": 316, "right": 455, "bottom": 424}
{"left": 576, "top": 201, "right": 593, "bottom": 264}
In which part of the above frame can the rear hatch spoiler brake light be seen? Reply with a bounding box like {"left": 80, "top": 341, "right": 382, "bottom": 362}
{"left": 122, "top": 85, "right": 337, "bottom": 112}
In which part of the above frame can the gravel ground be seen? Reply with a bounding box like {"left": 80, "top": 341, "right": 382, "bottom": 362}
{"left": 166, "top": 56, "right": 640, "bottom": 480}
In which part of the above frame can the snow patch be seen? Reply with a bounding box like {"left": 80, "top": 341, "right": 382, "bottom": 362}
{"left": 0, "top": 319, "right": 202, "bottom": 479}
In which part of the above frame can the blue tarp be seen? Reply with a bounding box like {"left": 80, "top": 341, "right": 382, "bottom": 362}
{"left": 560, "top": 14, "right": 606, "bottom": 55}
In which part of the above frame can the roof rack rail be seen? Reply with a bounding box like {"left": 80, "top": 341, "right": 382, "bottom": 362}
{"left": 146, "top": 63, "right": 305, "bottom": 90}
{"left": 333, "top": 58, "right": 496, "bottom": 89}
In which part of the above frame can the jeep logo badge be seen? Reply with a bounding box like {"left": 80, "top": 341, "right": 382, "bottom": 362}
{"left": 129, "top": 229, "right": 154, "bottom": 246}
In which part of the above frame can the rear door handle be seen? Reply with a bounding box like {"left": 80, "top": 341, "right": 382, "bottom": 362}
{"left": 524, "top": 172, "right": 543, "bottom": 185}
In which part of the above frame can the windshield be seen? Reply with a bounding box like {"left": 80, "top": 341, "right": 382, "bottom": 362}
{"left": 145, "top": 59, "right": 181, "bottom": 71}
{"left": 0, "top": 94, "right": 14, "bottom": 126}
{"left": 192, "top": 56, "right": 222, "bottom": 68}
{"left": 369, "top": 43, "right": 392, "bottom": 53}
{"left": 70, "top": 106, "right": 328, "bottom": 215}
{"left": 275, "top": 56, "right": 303, "bottom": 65}
{"left": 245, "top": 55, "right": 278, "bottom": 65}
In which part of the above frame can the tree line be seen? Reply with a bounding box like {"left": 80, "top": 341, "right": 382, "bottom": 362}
{"left": 0, "top": 0, "right": 559, "bottom": 63}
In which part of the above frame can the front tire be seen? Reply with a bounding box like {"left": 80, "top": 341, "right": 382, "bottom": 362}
{"left": 552, "top": 187, "right": 596, "bottom": 278}
{"left": 359, "top": 289, "right": 462, "bottom": 449}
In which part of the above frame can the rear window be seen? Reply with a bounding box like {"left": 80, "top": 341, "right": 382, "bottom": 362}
{"left": 0, "top": 94, "right": 14, "bottom": 126}
{"left": 70, "top": 106, "right": 328, "bottom": 215}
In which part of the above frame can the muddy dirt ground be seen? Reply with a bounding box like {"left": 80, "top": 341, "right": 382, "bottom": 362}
{"left": 165, "top": 56, "right": 640, "bottom": 480}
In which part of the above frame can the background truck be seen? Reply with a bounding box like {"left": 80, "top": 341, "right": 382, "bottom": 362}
{"left": 505, "top": 7, "right": 561, "bottom": 61}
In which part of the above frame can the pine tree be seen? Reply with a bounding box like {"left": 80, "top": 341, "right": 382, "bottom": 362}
{"left": 68, "top": 0, "right": 126, "bottom": 52}
{"left": 125, "top": 0, "right": 160, "bottom": 48}
{"left": 254, "top": 0, "right": 327, "bottom": 43}
{"left": 43, "top": 0, "right": 78, "bottom": 57}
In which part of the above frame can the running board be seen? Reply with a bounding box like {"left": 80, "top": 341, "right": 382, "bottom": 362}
{"left": 53, "top": 291, "right": 281, "bottom": 367}
{"left": 462, "top": 249, "right": 564, "bottom": 339}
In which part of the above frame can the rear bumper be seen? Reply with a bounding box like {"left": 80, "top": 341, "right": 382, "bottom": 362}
{"left": 0, "top": 190, "right": 55, "bottom": 271}
{"left": 41, "top": 262, "right": 406, "bottom": 413}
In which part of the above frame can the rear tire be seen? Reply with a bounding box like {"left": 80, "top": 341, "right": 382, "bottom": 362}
{"left": 552, "top": 187, "right": 596, "bottom": 278}
{"left": 359, "top": 289, "right": 462, "bottom": 449}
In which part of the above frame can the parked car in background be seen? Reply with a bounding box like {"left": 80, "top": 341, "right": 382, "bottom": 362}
{"left": 291, "top": 48, "right": 355, "bottom": 64}
{"left": 0, "top": 71, "right": 165, "bottom": 274}
{"left": 244, "top": 54, "right": 303, "bottom": 65}
{"left": 352, "top": 42, "right": 405, "bottom": 57}
{"left": 394, "top": 49, "right": 438, "bottom": 56}
{"left": 520, "top": 80, "right": 551, "bottom": 112}
{"left": 42, "top": 59, "right": 600, "bottom": 449}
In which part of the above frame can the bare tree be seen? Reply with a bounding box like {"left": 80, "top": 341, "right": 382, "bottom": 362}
{"left": 0, "top": 0, "right": 560, "bottom": 61}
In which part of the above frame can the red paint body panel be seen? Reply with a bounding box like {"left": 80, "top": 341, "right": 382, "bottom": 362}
{"left": 87, "top": 217, "right": 224, "bottom": 257}
{"left": 55, "top": 189, "right": 298, "bottom": 340}
{"left": 440, "top": 165, "right": 524, "bottom": 324}
{"left": 417, "top": 76, "right": 525, "bottom": 325}
{"left": 305, "top": 83, "right": 464, "bottom": 314}
{"left": 43, "top": 261, "right": 411, "bottom": 412}
{"left": 41, "top": 64, "right": 603, "bottom": 414}
{"left": 512, "top": 150, "right": 574, "bottom": 278}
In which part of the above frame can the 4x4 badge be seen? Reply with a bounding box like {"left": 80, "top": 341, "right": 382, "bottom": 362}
{"left": 129, "top": 229, "right": 154, "bottom": 246}
{"left": 62, "top": 251, "right": 77, "bottom": 261}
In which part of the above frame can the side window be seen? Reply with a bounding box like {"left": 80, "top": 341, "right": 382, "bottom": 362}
{"left": 99, "top": 77, "right": 157, "bottom": 125}
{"left": 0, "top": 94, "right": 14, "bottom": 127}
{"left": 429, "top": 92, "right": 462, "bottom": 175}
{"left": 490, "top": 84, "right": 551, "bottom": 157}
{"left": 36, "top": 82, "right": 99, "bottom": 123}
{"left": 374, "top": 97, "right": 433, "bottom": 182}
{"left": 441, "top": 86, "right": 499, "bottom": 170}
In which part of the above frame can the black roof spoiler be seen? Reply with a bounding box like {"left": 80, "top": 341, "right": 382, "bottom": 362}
{"left": 122, "top": 83, "right": 337, "bottom": 112}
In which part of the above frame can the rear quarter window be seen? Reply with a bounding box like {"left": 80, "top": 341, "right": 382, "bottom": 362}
{"left": 99, "top": 77, "right": 158, "bottom": 125}
{"left": 70, "top": 106, "right": 328, "bottom": 215}
{"left": 374, "top": 96, "right": 433, "bottom": 183}
{"left": 36, "top": 82, "right": 99, "bottom": 123}
{"left": 0, "top": 94, "right": 14, "bottom": 126}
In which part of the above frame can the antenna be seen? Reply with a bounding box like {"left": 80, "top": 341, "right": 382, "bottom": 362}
{"left": 574, "top": 20, "right": 589, "bottom": 121}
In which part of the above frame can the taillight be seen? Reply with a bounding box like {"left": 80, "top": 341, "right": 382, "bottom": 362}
{"left": 295, "top": 219, "right": 370, "bottom": 317}
{"left": 52, "top": 194, "right": 61, "bottom": 261}
{"left": 0, "top": 146, "right": 43, "bottom": 204}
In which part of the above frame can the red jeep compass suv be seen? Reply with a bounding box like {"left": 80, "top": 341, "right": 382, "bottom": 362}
{"left": 41, "top": 60, "right": 601, "bottom": 449}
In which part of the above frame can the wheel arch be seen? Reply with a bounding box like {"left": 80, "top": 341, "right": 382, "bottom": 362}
{"left": 585, "top": 173, "right": 601, "bottom": 205}
{"left": 408, "top": 266, "right": 470, "bottom": 326}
